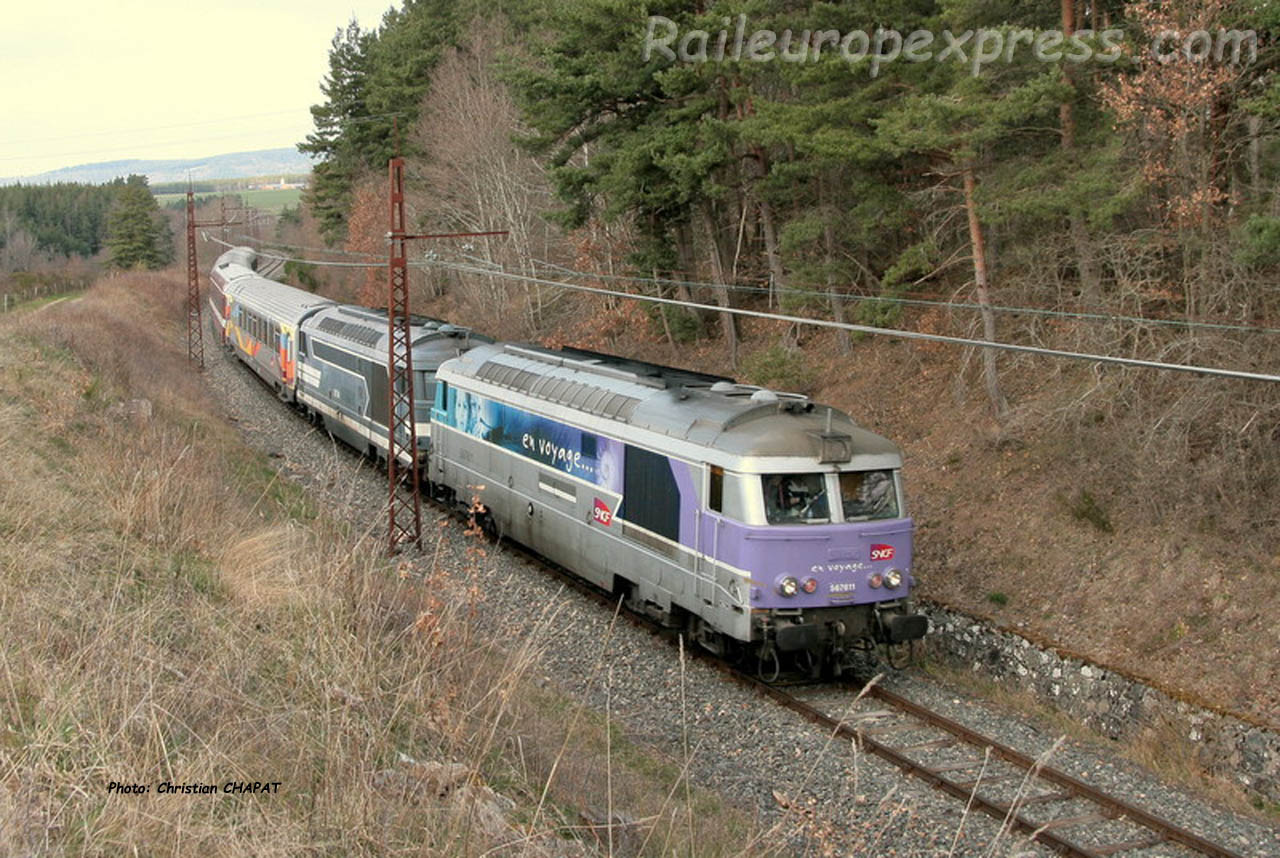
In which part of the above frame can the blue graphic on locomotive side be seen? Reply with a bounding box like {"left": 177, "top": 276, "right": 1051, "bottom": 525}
{"left": 439, "top": 387, "right": 624, "bottom": 493}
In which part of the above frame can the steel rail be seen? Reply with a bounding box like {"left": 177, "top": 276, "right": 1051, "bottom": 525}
{"left": 746, "top": 674, "right": 1245, "bottom": 858}
{"left": 861, "top": 684, "right": 1245, "bottom": 858}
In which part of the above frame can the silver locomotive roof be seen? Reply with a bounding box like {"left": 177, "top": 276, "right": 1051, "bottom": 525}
{"left": 444, "top": 342, "right": 900, "bottom": 464}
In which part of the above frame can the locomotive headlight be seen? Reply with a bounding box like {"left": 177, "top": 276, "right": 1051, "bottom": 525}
{"left": 868, "top": 573, "right": 884, "bottom": 589}
{"left": 778, "top": 576, "right": 799, "bottom": 597}
{"left": 801, "top": 577, "right": 818, "bottom": 594}
{"left": 885, "top": 568, "right": 903, "bottom": 589}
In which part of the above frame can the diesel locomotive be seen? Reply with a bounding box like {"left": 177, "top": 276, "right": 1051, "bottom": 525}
{"left": 430, "top": 342, "right": 926, "bottom": 677}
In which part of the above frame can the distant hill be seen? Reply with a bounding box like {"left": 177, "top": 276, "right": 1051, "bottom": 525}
{"left": 2, "top": 148, "right": 315, "bottom": 186}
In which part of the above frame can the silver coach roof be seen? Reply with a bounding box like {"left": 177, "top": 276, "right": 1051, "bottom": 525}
{"left": 445, "top": 343, "right": 900, "bottom": 462}
{"left": 305, "top": 304, "right": 493, "bottom": 364}
{"left": 225, "top": 274, "right": 336, "bottom": 327}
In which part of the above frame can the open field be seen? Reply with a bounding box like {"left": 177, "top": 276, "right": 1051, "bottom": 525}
{"left": 155, "top": 187, "right": 302, "bottom": 213}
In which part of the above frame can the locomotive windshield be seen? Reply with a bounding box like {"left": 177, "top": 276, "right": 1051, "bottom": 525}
{"left": 762, "top": 473, "right": 829, "bottom": 524}
{"left": 760, "top": 470, "right": 900, "bottom": 524}
{"left": 840, "top": 469, "right": 898, "bottom": 520}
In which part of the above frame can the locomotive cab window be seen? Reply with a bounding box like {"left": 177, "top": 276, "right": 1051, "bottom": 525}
{"left": 762, "top": 473, "right": 830, "bottom": 525}
{"left": 839, "top": 469, "right": 899, "bottom": 521}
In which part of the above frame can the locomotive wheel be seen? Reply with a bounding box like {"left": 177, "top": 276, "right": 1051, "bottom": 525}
{"left": 883, "top": 640, "right": 913, "bottom": 670}
{"left": 795, "top": 648, "right": 822, "bottom": 680}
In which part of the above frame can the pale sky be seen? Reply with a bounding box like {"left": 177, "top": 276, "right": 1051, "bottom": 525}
{"left": 0, "top": 0, "right": 398, "bottom": 179}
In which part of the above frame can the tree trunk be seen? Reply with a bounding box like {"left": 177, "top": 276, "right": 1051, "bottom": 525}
{"left": 1249, "top": 114, "right": 1262, "bottom": 200}
{"left": 1060, "top": 0, "right": 1101, "bottom": 301}
{"left": 701, "top": 209, "right": 739, "bottom": 368}
{"left": 673, "top": 221, "right": 704, "bottom": 314}
{"left": 962, "top": 166, "right": 1007, "bottom": 418}
{"left": 819, "top": 174, "right": 852, "bottom": 354}
{"left": 748, "top": 147, "right": 786, "bottom": 310}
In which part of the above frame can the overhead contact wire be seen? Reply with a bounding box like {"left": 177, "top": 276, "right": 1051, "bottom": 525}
{"left": 204, "top": 234, "right": 1280, "bottom": 382}
{"left": 425, "top": 258, "right": 1280, "bottom": 384}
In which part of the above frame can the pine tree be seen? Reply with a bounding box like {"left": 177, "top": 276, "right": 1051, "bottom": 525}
{"left": 299, "top": 2, "right": 464, "bottom": 245}
{"left": 299, "top": 19, "right": 374, "bottom": 245}
{"left": 105, "top": 175, "right": 172, "bottom": 270}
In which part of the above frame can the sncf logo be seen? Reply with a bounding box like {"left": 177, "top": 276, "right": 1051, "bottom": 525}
{"left": 592, "top": 498, "right": 614, "bottom": 526}
{"left": 870, "top": 544, "right": 895, "bottom": 561}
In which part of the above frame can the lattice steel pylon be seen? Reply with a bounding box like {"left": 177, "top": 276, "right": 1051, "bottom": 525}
{"left": 383, "top": 159, "right": 508, "bottom": 554}
{"left": 386, "top": 157, "right": 423, "bottom": 553}
{"left": 185, "top": 188, "right": 204, "bottom": 369}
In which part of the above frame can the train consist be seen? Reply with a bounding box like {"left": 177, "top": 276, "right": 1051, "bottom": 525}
{"left": 209, "top": 247, "right": 491, "bottom": 462}
{"left": 210, "top": 247, "right": 926, "bottom": 676}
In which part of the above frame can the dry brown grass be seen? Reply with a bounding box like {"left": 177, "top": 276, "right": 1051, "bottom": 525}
{"left": 0, "top": 272, "right": 792, "bottom": 856}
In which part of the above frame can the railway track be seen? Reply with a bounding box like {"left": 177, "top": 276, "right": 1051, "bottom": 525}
{"left": 759, "top": 682, "right": 1245, "bottom": 858}
{"left": 497, "top": 538, "right": 1247, "bottom": 858}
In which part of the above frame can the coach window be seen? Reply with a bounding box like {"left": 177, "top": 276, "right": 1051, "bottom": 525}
{"left": 708, "top": 466, "right": 724, "bottom": 513}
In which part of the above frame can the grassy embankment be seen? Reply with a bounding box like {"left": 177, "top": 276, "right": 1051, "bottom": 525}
{"left": 0, "top": 271, "right": 781, "bottom": 855}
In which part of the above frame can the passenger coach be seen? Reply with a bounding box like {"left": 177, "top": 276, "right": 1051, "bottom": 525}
{"left": 208, "top": 246, "right": 266, "bottom": 342}
{"left": 296, "top": 303, "right": 491, "bottom": 462}
{"left": 430, "top": 342, "right": 927, "bottom": 676}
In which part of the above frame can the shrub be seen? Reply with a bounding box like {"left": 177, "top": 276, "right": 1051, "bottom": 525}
{"left": 741, "top": 342, "right": 818, "bottom": 395}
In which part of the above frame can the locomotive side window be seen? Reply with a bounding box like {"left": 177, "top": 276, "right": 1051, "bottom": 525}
{"left": 708, "top": 466, "right": 724, "bottom": 513}
{"left": 839, "top": 469, "right": 898, "bottom": 521}
{"left": 721, "top": 472, "right": 751, "bottom": 522}
{"left": 762, "top": 473, "right": 830, "bottom": 524}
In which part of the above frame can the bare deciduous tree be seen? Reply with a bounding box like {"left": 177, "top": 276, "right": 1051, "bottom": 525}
{"left": 412, "top": 18, "right": 560, "bottom": 337}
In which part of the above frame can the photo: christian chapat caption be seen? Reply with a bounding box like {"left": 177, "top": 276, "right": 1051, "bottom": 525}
{"left": 107, "top": 781, "right": 282, "bottom": 795}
